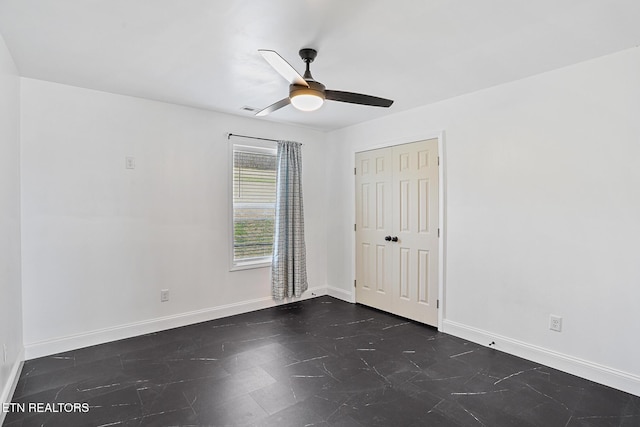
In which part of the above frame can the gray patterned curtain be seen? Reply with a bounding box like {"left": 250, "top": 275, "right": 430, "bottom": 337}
{"left": 271, "top": 140, "right": 308, "bottom": 300}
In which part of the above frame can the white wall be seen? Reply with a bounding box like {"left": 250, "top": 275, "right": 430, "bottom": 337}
{"left": 0, "top": 33, "right": 23, "bottom": 411}
{"left": 326, "top": 47, "right": 640, "bottom": 395}
{"left": 20, "top": 79, "right": 328, "bottom": 357}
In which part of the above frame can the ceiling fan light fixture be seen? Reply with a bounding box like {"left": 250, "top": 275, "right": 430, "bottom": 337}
{"left": 290, "top": 88, "right": 325, "bottom": 112}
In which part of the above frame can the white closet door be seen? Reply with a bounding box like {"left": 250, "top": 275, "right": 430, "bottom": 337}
{"left": 355, "top": 146, "right": 393, "bottom": 311}
{"left": 355, "top": 139, "right": 439, "bottom": 326}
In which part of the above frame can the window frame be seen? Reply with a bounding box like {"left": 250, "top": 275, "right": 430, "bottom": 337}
{"left": 228, "top": 140, "right": 278, "bottom": 271}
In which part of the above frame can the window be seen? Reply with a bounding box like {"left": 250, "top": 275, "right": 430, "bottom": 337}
{"left": 231, "top": 143, "right": 277, "bottom": 270}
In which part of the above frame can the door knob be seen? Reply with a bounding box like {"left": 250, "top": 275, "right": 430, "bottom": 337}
{"left": 385, "top": 236, "right": 392, "bottom": 241}
{"left": 391, "top": 236, "right": 398, "bottom": 242}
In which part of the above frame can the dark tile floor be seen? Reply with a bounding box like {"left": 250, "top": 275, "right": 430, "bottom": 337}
{"left": 4, "top": 296, "right": 640, "bottom": 426}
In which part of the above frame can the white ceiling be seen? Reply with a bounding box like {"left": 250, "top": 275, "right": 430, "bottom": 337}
{"left": 1, "top": 0, "right": 639, "bottom": 131}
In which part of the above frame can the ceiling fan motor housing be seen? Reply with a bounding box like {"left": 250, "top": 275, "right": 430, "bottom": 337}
{"left": 289, "top": 80, "right": 325, "bottom": 99}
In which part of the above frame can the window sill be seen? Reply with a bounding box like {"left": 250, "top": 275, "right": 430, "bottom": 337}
{"left": 230, "top": 261, "right": 272, "bottom": 272}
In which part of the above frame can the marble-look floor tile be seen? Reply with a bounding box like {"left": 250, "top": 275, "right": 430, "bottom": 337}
{"left": 4, "top": 296, "right": 640, "bottom": 426}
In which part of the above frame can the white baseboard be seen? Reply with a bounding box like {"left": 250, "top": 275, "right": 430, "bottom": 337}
{"left": 25, "top": 286, "right": 327, "bottom": 360}
{"left": 1, "top": 348, "right": 24, "bottom": 426}
{"left": 442, "top": 319, "right": 640, "bottom": 397}
{"left": 327, "top": 285, "right": 354, "bottom": 303}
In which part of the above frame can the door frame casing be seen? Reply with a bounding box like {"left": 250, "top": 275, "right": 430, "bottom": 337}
{"left": 351, "top": 131, "right": 446, "bottom": 330}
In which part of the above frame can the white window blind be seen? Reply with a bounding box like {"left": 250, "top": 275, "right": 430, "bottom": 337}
{"left": 232, "top": 145, "right": 277, "bottom": 267}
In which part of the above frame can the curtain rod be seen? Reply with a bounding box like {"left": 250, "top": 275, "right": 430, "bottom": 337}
{"left": 226, "top": 133, "right": 303, "bottom": 145}
{"left": 227, "top": 133, "right": 278, "bottom": 143}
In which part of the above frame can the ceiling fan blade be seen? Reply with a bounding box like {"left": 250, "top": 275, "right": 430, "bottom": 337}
{"left": 258, "top": 50, "right": 309, "bottom": 87}
{"left": 325, "top": 90, "right": 394, "bottom": 107}
{"left": 255, "top": 97, "right": 291, "bottom": 117}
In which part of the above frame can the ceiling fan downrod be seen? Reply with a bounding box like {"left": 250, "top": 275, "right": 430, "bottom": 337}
{"left": 299, "top": 48, "right": 317, "bottom": 81}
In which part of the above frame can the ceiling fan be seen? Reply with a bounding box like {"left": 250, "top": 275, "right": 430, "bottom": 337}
{"left": 256, "top": 48, "right": 394, "bottom": 116}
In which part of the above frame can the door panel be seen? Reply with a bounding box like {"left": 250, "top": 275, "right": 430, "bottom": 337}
{"left": 399, "top": 247, "right": 410, "bottom": 299}
{"left": 355, "top": 139, "right": 439, "bottom": 326}
{"left": 376, "top": 245, "right": 386, "bottom": 293}
{"left": 355, "top": 147, "right": 393, "bottom": 310}
{"left": 391, "top": 140, "right": 439, "bottom": 325}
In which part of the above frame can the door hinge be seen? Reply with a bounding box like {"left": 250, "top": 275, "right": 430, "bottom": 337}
{"left": 354, "top": 223, "right": 357, "bottom": 231}
{"left": 437, "top": 299, "right": 440, "bottom": 309}
{"left": 438, "top": 228, "right": 440, "bottom": 238}
{"left": 354, "top": 167, "right": 357, "bottom": 175}
{"left": 354, "top": 279, "right": 357, "bottom": 288}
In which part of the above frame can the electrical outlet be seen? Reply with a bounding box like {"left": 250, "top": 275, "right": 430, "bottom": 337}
{"left": 160, "top": 289, "right": 169, "bottom": 302}
{"left": 549, "top": 315, "right": 562, "bottom": 332}
{"left": 125, "top": 156, "right": 136, "bottom": 169}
